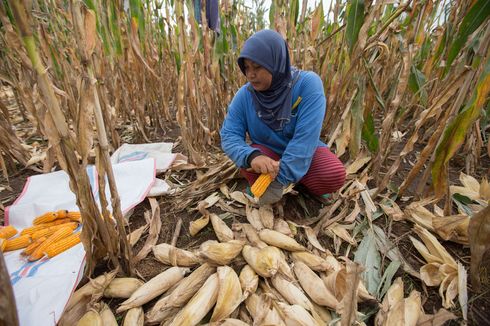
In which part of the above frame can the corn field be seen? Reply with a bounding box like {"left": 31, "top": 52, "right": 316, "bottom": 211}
{"left": 0, "top": 0, "right": 489, "bottom": 325}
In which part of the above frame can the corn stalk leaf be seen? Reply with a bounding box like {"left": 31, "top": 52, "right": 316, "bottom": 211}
{"left": 445, "top": 0, "right": 490, "bottom": 71}
{"left": 345, "top": 0, "right": 365, "bottom": 54}
{"left": 361, "top": 111, "right": 378, "bottom": 153}
{"left": 354, "top": 228, "right": 381, "bottom": 294}
{"left": 349, "top": 77, "right": 365, "bottom": 158}
{"left": 432, "top": 56, "right": 490, "bottom": 197}
{"left": 468, "top": 204, "right": 490, "bottom": 288}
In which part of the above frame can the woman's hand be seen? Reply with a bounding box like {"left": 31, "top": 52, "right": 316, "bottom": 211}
{"left": 249, "top": 155, "right": 280, "bottom": 178}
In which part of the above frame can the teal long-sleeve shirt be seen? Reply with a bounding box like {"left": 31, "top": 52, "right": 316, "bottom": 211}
{"left": 220, "top": 71, "right": 327, "bottom": 186}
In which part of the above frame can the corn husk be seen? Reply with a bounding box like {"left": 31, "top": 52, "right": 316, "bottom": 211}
{"left": 245, "top": 294, "right": 285, "bottom": 326}
{"left": 404, "top": 290, "right": 422, "bottom": 326}
{"left": 77, "top": 310, "right": 102, "bottom": 326}
{"left": 274, "top": 218, "right": 293, "bottom": 237}
{"left": 123, "top": 307, "right": 144, "bottom": 326}
{"left": 204, "top": 318, "right": 250, "bottom": 326}
{"left": 311, "top": 302, "right": 332, "bottom": 324}
{"left": 190, "top": 214, "right": 210, "bottom": 236}
{"left": 293, "top": 261, "right": 339, "bottom": 310}
{"left": 259, "top": 229, "right": 306, "bottom": 251}
{"left": 239, "top": 264, "right": 259, "bottom": 299}
{"left": 103, "top": 278, "right": 144, "bottom": 299}
{"left": 99, "top": 303, "right": 117, "bottom": 326}
{"left": 170, "top": 273, "right": 220, "bottom": 326}
{"left": 67, "top": 272, "right": 117, "bottom": 311}
{"left": 291, "top": 251, "right": 333, "bottom": 272}
{"left": 211, "top": 266, "right": 243, "bottom": 321}
{"left": 231, "top": 191, "right": 252, "bottom": 205}
{"left": 258, "top": 205, "right": 274, "bottom": 229}
{"left": 271, "top": 274, "right": 313, "bottom": 311}
{"left": 146, "top": 264, "right": 215, "bottom": 324}
{"left": 117, "top": 267, "right": 189, "bottom": 312}
{"left": 199, "top": 240, "right": 245, "bottom": 265}
{"left": 275, "top": 302, "right": 319, "bottom": 326}
{"left": 210, "top": 213, "right": 234, "bottom": 242}
{"left": 242, "top": 245, "right": 281, "bottom": 278}
{"left": 246, "top": 205, "right": 264, "bottom": 230}
{"left": 242, "top": 223, "right": 267, "bottom": 248}
{"left": 152, "top": 243, "right": 201, "bottom": 266}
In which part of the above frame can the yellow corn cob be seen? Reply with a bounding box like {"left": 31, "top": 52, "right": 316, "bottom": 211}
{"left": 0, "top": 239, "right": 6, "bottom": 252}
{"left": 33, "top": 211, "right": 59, "bottom": 225}
{"left": 251, "top": 174, "right": 273, "bottom": 198}
{"left": 22, "top": 236, "right": 47, "bottom": 256}
{"left": 45, "top": 232, "right": 81, "bottom": 258}
{"left": 0, "top": 225, "right": 18, "bottom": 239}
{"left": 55, "top": 210, "right": 68, "bottom": 218}
{"left": 67, "top": 211, "right": 82, "bottom": 222}
{"left": 31, "top": 222, "right": 77, "bottom": 240}
{"left": 29, "top": 226, "right": 74, "bottom": 261}
{"left": 21, "top": 218, "right": 74, "bottom": 236}
{"left": 4, "top": 235, "right": 32, "bottom": 252}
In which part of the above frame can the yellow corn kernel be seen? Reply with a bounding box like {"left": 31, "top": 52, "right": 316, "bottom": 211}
{"left": 29, "top": 226, "right": 74, "bottom": 261}
{"left": 21, "top": 218, "right": 74, "bottom": 236}
{"left": 67, "top": 211, "right": 82, "bottom": 222}
{"left": 0, "top": 225, "right": 18, "bottom": 239}
{"left": 45, "top": 232, "right": 81, "bottom": 258}
{"left": 251, "top": 174, "right": 273, "bottom": 198}
{"left": 22, "top": 236, "right": 47, "bottom": 256}
{"left": 31, "top": 222, "right": 78, "bottom": 240}
{"left": 33, "top": 212, "right": 58, "bottom": 225}
{"left": 0, "top": 239, "right": 6, "bottom": 252}
{"left": 55, "top": 210, "right": 69, "bottom": 218}
{"left": 4, "top": 235, "right": 32, "bottom": 252}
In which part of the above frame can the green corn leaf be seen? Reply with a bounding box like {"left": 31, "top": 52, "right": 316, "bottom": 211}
{"left": 350, "top": 78, "right": 365, "bottom": 158}
{"left": 362, "top": 112, "right": 378, "bottom": 153}
{"left": 376, "top": 260, "right": 401, "bottom": 299}
{"left": 346, "top": 0, "right": 365, "bottom": 54}
{"left": 289, "top": 0, "right": 299, "bottom": 29}
{"left": 432, "top": 55, "right": 490, "bottom": 197}
{"left": 445, "top": 0, "right": 490, "bottom": 72}
{"left": 354, "top": 228, "right": 381, "bottom": 294}
{"left": 408, "top": 65, "right": 428, "bottom": 105}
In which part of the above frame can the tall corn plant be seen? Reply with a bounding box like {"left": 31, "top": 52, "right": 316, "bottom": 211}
{"left": 4, "top": 0, "right": 132, "bottom": 276}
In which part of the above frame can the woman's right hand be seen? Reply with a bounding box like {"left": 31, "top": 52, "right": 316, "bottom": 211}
{"left": 249, "top": 155, "right": 280, "bottom": 178}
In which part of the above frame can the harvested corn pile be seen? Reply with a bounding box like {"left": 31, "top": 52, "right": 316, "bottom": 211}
{"left": 60, "top": 182, "right": 475, "bottom": 325}
{"left": 1, "top": 210, "right": 82, "bottom": 261}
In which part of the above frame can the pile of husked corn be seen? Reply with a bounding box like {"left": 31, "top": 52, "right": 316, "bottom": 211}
{"left": 0, "top": 210, "right": 81, "bottom": 260}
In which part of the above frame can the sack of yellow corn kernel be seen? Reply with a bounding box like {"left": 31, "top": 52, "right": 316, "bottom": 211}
{"left": 3, "top": 159, "right": 155, "bottom": 325}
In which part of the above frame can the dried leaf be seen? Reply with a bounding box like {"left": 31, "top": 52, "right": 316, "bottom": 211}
{"left": 134, "top": 198, "right": 161, "bottom": 262}
{"left": 230, "top": 191, "right": 252, "bottom": 206}
{"left": 304, "top": 226, "right": 327, "bottom": 252}
{"left": 339, "top": 261, "right": 363, "bottom": 326}
{"left": 346, "top": 156, "right": 371, "bottom": 175}
{"left": 457, "top": 262, "right": 468, "bottom": 321}
{"left": 416, "top": 308, "right": 457, "bottom": 326}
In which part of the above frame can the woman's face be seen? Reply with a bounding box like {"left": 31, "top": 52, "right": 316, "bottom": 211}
{"left": 243, "top": 59, "right": 272, "bottom": 91}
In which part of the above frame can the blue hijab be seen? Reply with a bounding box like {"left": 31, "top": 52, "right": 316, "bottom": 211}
{"left": 238, "top": 30, "right": 300, "bottom": 131}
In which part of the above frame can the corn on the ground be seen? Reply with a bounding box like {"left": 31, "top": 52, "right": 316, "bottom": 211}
{"left": 45, "top": 232, "right": 81, "bottom": 258}
{"left": 22, "top": 236, "right": 47, "bottom": 256}
{"left": 31, "top": 222, "right": 78, "bottom": 240}
{"left": 30, "top": 226, "right": 74, "bottom": 261}
{"left": 4, "top": 235, "right": 32, "bottom": 251}
{"left": 0, "top": 225, "right": 17, "bottom": 239}
{"left": 250, "top": 174, "right": 273, "bottom": 198}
